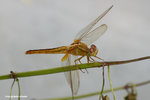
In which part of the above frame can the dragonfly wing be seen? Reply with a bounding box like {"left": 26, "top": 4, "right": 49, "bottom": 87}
{"left": 61, "top": 55, "right": 80, "bottom": 95}
{"left": 74, "top": 5, "right": 112, "bottom": 43}
{"left": 80, "top": 24, "right": 107, "bottom": 46}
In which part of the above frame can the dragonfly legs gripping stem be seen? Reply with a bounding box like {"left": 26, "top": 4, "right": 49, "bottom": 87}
{"left": 93, "top": 56, "right": 106, "bottom": 67}
{"left": 74, "top": 56, "right": 88, "bottom": 73}
{"left": 88, "top": 56, "right": 105, "bottom": 67}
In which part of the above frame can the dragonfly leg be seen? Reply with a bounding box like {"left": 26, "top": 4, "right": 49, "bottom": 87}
{"left": 89, "top": 56, "right": 101, "bottom": 67}
{"left": 95, "top": 56, "right": 103, "bottom": 60}
{"left": 74, "top": 56, "right": 86, "bottom": 73}
{"left": 94, "top": 56, "right": 106, "bottom": 67}
{"left": 74, "top": 56, "right": 84, "bottom": 64}
{"left": 84, "top": 68, "right": 88, "bottom": 74}
{"left": 89, "top": 56, "right": 96, "bottom": 62}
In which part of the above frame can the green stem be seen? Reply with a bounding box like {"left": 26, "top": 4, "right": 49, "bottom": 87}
{"left": 108, "top": 65, "right": 116, "bottom": 100}
{"left": 0, "top": 56, "right": 149, "bottom": 80}
{"left": 41, "top": 80, "right": 150, "bottom": 100}
{"left": 10, "top": 79, "right": 15, "bottom": 100}
{"left": 16, "top": 79, "right": 21, "bottom": 100}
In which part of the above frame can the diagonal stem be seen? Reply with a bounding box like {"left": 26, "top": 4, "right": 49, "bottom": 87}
{"left": 0, "top": 56, "right": 149, "bottom": 80}
{"left": 40, "top": 80, "right": 150, "bottom": 100}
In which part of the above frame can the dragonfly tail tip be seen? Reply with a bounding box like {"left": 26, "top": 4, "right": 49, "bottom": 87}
{"left": 25, "top": 51, "right": 32, "bottom": 54}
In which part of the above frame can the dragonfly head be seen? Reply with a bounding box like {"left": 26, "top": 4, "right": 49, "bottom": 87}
{"left": 89, "top": 44, "right": 98, "bottom": 56}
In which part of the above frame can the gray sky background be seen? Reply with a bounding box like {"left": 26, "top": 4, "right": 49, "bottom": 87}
{"left": 0, "top": 0, "right": 150, "bottom": 100}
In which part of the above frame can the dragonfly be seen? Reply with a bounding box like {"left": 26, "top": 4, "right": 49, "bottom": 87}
{"left": 25, "top": 5, "right": 113, "bottom": 96}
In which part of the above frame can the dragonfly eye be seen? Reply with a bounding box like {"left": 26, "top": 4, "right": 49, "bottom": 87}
{"left": 90, "top": 44, "right": 96, "bottom": 51}
{"left": 91, "top": 44, "right": 96, "bottom": 48}
{"left": 89, "top": 44, "right": 98, "bottom": 56}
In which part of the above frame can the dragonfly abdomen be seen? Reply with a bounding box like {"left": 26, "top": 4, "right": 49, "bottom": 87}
{"left": 25, "top": 46, "right": 68, "bottom": 54}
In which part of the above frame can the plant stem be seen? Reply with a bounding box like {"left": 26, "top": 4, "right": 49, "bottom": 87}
{"left": 41, "top": 80, "right": 150, "bottom": 100}
{"left": 0, "top": 56, "right": 149, "bottom": 80}
{"left": 108, "top": 65, "right": 116, "bottom": 100}
{"left": 10, "top": 79, "right": 15, "bottom": 100}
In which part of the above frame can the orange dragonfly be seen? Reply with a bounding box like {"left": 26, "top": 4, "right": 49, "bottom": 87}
{"left": 25, "top": 5, "right": 113, "bottom": 95}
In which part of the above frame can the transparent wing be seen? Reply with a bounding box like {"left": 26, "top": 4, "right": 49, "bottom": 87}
{"left": 74, "top": 5, "right": 113, "bottom": 45}
{"left": 80, "top": 24, "right": 107, "bottom": 46}
{"left": 61, "top": 55, "right": 80, "bottom": 95}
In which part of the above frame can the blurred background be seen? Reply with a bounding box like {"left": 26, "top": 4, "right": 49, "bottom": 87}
{"left": 0, "top": 0, "right": 149, "bottom": 100}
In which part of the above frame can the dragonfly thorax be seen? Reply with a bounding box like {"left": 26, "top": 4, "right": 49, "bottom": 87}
{"left": 89, "top": 44, "right": 98, "bottom": 56}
